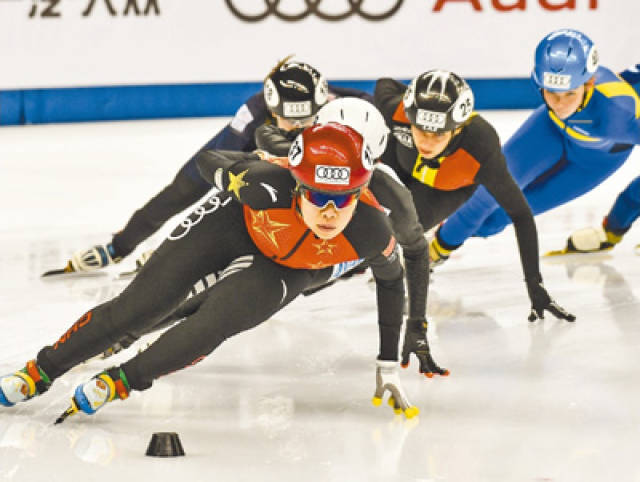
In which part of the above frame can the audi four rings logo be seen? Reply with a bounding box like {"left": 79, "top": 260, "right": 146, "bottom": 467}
{"left": 315, "top": 165, "right": 350, "bottom": 186}
{"left": 225, "top": 0, "right": 404, "bottom": 22}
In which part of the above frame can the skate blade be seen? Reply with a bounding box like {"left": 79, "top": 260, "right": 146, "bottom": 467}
{"left": 41, "top": 270, "right": 108, "bottom": 280}
{"left": 542, "top": 250, "right": 613, "bottom": 264}
{"left": 543, "top": 248, "right": 571, "bottom": 257}
{"left": 54, "top": 399, "right": 79, "bottom": 425}
{"left": 42, "top": 261, "right": 75, "bottom": 277}
{"left": 116, "top": 269, "right": 139, "bottom": 280}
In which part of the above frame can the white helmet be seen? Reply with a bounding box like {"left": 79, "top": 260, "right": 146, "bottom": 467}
{"left": 314, "top": 97, "right": 390, "bottom": 160}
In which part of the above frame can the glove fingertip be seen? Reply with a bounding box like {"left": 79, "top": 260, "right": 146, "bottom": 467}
{"left": 400, "top": 362, "right": 409, "bottom": 369}
{"left": 404, "top": 406, "right": 420, "bottom": 419}
{"left": 424, "top": 372, "right": 434, "bottom": 378}
{"left": 441, "top": 369, "right": 450, "bottom": 376}
{"left": 372, "top": 397, "right": 382, "bottom": 407}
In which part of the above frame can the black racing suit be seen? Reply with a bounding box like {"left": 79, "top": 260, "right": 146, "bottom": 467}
{"left": 37, "top": 153, "right": 403, "bottom": 391}
{"left": 109, "top": 86, "right": 372, "bottom": 259}
{"left": 374, "top": 78, "right": 542, "bottom": 284}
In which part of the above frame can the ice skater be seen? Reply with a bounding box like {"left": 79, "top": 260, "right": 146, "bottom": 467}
{"left": 1, "top": 123, "right": 419, "bottom": 421}
{"left": 374, "top": 68, "right": 574, "bottom": 322}
{"left": 428, "top": 30, "right": 640, "bottom": 261}
{"left": 255, "top": 97, "right": 448, "bottom": 377}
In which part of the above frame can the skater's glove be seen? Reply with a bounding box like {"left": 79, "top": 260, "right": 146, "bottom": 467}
{"left": 372, "top": 360, "right": 419, "bottom": 419}
{"left": 525, "top": 278, "right": 576, "bottom": 322}
{"left": 428, "top": 238, "right": 450, "bottom": 268}
{"left": 401, "top": 318, "right": 449, "bottom": 377}
{"left": 254, "top": 124, "right": 301, "bottom": 157}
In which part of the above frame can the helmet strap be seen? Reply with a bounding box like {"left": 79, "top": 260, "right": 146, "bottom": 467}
{"left": 441, "top": 126, "right": 463, "bottom": 156}
{"left": 293, "top": 184, "right": 303, "bottom": 216}
{"left": 438, "top": 126, "right": 464, "bottom": 158}
{"left": 579, "top": 77, "right": 597, "bottom": 111}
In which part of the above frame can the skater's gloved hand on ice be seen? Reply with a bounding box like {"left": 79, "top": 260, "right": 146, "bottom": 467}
{"left": 372, "top": 360, "right": 419, "bottom": 419}
{"left": 526, "top": 277, "right": 576, "bottom": 322}
{"left": 401, "top": 318, "right": 449, "bottom": 377}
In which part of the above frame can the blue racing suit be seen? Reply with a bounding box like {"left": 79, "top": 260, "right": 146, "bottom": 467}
{"left": 602, "top": 66, "right": 640, "bottom": 235}
{"left": 603, "top": 175, "right": 640, "bottom": 235}
{"left": 436, "top": 65, "right": 640, "bottom": 250}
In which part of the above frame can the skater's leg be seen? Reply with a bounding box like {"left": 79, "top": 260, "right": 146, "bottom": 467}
{"left": 37, "top": 195, "right": 251, "bottom": 381}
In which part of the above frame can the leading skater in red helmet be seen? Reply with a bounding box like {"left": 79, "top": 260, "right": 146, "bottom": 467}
{"left": 0, "top": 123, "right": 418, "bottom": 421}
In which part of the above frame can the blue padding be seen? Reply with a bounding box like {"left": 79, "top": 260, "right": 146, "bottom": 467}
{"left": 0, "top": 90, "right": 24, "bottom": 125}
{"left": 330, "top": 78, "right": 542, "bottom": 110}
{"left": 1, "top": 78, "right": 542, "bottom": 126}
{"left": 22, "top": 83, "right": 264, "bottom": 124}
{"left": 467, "top": 78, "right": 542, "bottom": 109}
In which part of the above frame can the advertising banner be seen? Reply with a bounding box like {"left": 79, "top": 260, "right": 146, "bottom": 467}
{"left": 2, "top": 0, "right": 638, "bottom": 89}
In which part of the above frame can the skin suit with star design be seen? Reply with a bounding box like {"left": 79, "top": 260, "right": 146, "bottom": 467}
{"left": 26, "top": 126, "right": 407, "bottom": 412}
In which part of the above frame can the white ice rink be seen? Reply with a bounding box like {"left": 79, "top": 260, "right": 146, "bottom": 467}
{"left": 1, "top": 112, "right": 640, "bottom": 482}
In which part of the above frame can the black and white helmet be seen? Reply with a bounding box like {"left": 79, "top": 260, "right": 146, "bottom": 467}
{"left": 315, "top": 97, "right": 389, "bottom": 160}
{"left": 264, "top": 56, "right": 329, "bottom": 122}
{"left": 403, "top": 70, "right": 474, "bottom": 134}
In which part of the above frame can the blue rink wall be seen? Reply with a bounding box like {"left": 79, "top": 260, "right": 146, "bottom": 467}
{"left": 0, "top": 78, "right": 541, "bottom": 126}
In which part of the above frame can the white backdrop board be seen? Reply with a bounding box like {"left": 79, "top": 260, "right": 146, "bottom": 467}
{"left": 2, "top": 0, "right": 638, "bottom": 89}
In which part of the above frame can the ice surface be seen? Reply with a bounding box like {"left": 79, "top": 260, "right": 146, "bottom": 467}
{"left": 1, "top": 113, "right": 639, "bottom": 482}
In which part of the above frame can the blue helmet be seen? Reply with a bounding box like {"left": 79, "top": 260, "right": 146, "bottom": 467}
{"left": 532, "top": 29, "right": 599, "bottom": 92}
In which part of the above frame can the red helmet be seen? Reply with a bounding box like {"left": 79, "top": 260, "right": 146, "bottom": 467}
{"left": 288, "top": 123, "right": 374, "bottom": 193}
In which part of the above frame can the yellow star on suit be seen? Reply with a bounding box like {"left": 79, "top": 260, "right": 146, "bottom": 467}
{"left": 250, "top": 211, "right": 290, "bottom": 250}
{"left": 228, "top": 169, "right": 249, "bottom": 198}
{"left": 312, "top": 240, "right": 337, "bottom": 256}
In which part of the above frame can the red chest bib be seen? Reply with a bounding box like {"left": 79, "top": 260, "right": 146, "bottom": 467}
{"left": 243, "top": 189, "right": 383, "bottom": 269}
{"left": 243, "top": 200, "right": 356, "bottom": 269}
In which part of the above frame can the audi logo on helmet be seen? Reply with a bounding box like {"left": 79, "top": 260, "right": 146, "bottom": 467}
{"left": 315, "top": 165, "right": 351, "bottom": 186}
{"left": 289, "top": 123, "right": 373, "bottom": 192}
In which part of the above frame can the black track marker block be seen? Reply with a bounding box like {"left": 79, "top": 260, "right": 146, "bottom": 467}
{"left": 145, "top": 432, "right": 185, "bottom": 457}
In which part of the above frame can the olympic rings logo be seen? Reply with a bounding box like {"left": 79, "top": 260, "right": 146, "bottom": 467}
{"left": 168, "top": 195, "right": 232, "bottom": 241}
{"left": 225, "top": 0, "right": 404, "bottom": 22}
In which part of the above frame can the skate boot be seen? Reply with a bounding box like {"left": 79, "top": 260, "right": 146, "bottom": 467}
{"left": 0, "top": 360, "right": 51, "bottom": 407}
{"left": 566, "top": 225, "right": 622, "bottom": 253}
{"left": 56, "top": 368, "right": 130, "bottom": 424}
{"left": 428, "top": 237, "right": 451, "bottom": 268}
{"left": 546, "top": 225, "right": 625, "bottom": 256}
{"left": 70, "top": 243, "right": 122, "bottom": 272}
